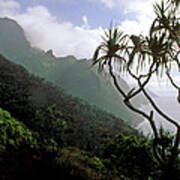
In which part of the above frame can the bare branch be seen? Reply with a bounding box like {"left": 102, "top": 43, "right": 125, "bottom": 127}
{"left": 108, "top": 59, "right": 127, "bottom": 98}
{"left": 165, "top": 64, "right": 180, "bottom": 90}
{"left": 138, "top": 79, "right": 180, "bottom": 128}
{"left": 127, "top": 61, "right": 156, "bottom": 100}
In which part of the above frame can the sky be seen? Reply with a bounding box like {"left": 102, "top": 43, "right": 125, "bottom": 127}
{"left": 0, "top": 0, "right": 179, "bottom": 97}
{"left": 0, "top": 0, "right": 156, "bottom": 59}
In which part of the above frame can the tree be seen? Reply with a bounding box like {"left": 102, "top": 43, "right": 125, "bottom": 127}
{"left": 93, "top": 0, "right": 180, "bottom": 179}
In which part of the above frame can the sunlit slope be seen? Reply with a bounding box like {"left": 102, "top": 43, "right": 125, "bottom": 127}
{"left": 0, "top": 17, "right": 144, "bottom": 125}
{"left": 0, "top": 54, "right": 139, "bottom": 150}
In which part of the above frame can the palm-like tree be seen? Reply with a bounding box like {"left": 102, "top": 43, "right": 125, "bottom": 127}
{"left": 168, "top": 0, "right": 180, "bottom": 7}
{"left": 92, "top": 1, "right": 180, "bottom": 178}
{"left": 92, "top": 26, "right": 128, "bottom": 97}
{"left": 93, "top": 26, "right": 127, "bottom": 71}
{"left": 151, "top": 0, "right": 180, "bottom": 96}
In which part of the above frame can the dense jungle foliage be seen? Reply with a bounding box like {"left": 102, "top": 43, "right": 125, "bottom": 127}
{"left": 0, "top": 55, "right": 137, "bottom": 151}
{"left": 0, "top": 54, "right": 145, "bottom": 179}
{"left": 1, "top": 53, "right": 179, "bottom": 179}
{"left": 0, "top": 54, "right": 171, "bottom": 180}
{"left": 1, "top": 0, "right": 180, "bottom": 177}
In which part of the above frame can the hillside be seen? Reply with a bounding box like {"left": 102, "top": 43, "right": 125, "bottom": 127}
{"left": 0, "top": 19, "right": 167, "bottom": 180}
{"left": 0, "top": 55, "right": 158, "bottom": 180}
{"left": 0, "top": 17, "right": 144, "bottom": 126}
{"left": 0, "top": 54, "right": 138, "bottom": 151}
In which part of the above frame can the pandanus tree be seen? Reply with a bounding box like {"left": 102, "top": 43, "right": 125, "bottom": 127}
{"left": 93, "top": 0, "right": 180, "bottom": 178}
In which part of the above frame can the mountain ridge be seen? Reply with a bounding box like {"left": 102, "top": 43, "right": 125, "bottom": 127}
{"left": 0, "top": 17, "right": 145, "bottom": 126}
{"left": 0, "top": 53, "right": 139, "bottom": 150}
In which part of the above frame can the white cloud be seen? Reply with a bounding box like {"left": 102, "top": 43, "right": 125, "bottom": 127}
{"left": 99, "top": 0, "right": 114, "bottom": 8}
{"left": 0, "top": 0, "right": 167, "bottom": 59}
{"left": 0, "top": 0, "right": 20, "bottom": 16}
{"left": 0, "top": 0, "right": 158, "bottom": 59}
{"left": 96, "top": 0, "right": 156, "bottom": 13}
{"left": 87, "top": 0, "right": 114, "bottom": 8}
{"left": 82, "top": 15, "right": 90, "bottom": 29}
{"left": 121, "top": 0, "right": 156, "bottom": 34}
{"left": 0, "top": 1, "right": 101, "bottom": 59}
{"left": 91, "top": 0, "right": 156, "bottom": 35}
{"left": 0, "top": 0, "right": 178, "bottom": 96}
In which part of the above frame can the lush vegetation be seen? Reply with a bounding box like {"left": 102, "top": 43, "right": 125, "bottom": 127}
{"left": 0, "top": 54, "right": 137, "bottom": 152}
{"left": 0, "top": 54, "right": 147, "bottom": 179}
{"left": 92, "top": 0, "right": 180, "bottom": 179}
{"left": 2, "top": 0, "right": 180, "bottom": 179}
{"left": 0, "top": 52, "right": 179, "bottom": 179}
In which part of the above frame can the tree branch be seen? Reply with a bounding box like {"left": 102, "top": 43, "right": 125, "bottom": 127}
{"left": 127, "top": 60, "right": 156, "bottom": 100}
{"left": 108, "top": 57, "right": 166, "bottom": 166}
{"left": 138, "top": 79, "right": 180, "bottom": 128}
{"left": 108, "top": 59, "right": 127, "bottom": 98}
{"left": 165, "top": 64, "right": 180, "bottom": 90}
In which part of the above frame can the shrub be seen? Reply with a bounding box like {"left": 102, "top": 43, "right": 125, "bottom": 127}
{"left": 101, "top": 134, "right": 155, "bottom": 179}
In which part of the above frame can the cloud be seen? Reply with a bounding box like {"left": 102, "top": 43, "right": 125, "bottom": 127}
{"left": 0, "top": 0, "right": 101, "bottom": 59}
{"left": 99, "top": 0, "right": 114, "bottom": 8}
{"left": 82, "top": 15, "right": 90, "bottom": 29}
{"left": 87, "top": 0, "right": 114, "bottom": 8}
{"left": 0, "top": 0, "right": 177, "bottom": 96}
{"left": 0, "top": 0, "right": 20, "bottom": 16}
{"left": 91, "top": 0, "right": 156, "bottom": 35}
{"left": 119, "top": 0, "right": 156, "bottom": 35}
{"left": 96, "top": 0, "right": 156, "bottom": 12}
{"left": 0, "top": 0, "right": 165, "bottom": 59}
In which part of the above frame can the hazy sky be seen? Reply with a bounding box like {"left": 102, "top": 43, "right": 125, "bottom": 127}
{"left": 0, "top": 0, "right": 156, "bottom": 59}
{"left": 1, "top": 0, "right": 179, "bottom": 96}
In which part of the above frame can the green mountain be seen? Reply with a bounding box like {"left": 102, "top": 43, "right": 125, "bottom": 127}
{"left": 0, "top": 17, "right": 144, "bottom": 126}
{"left": 0, "top": 54, "right": 147, "bottom": 180}
{"left": 0, "top": 54, "right": 138, "bottom": 151}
